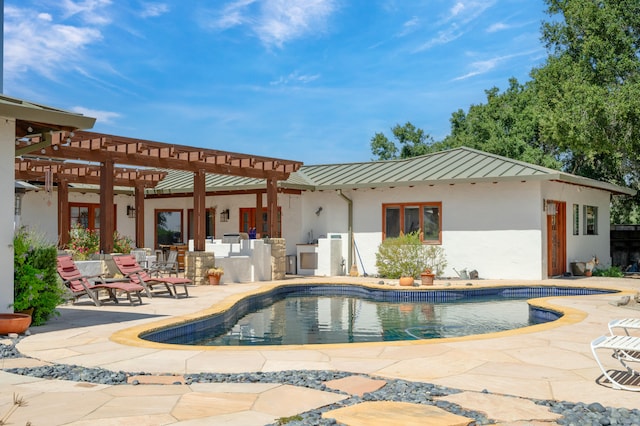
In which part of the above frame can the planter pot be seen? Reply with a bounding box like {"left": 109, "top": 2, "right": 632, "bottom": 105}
{"left": 584, "top": 270, "right": 593, "bottom": 277}
{"left": 208, "top": 274, "right": 222, "bottom": 285}
{"left": 0, "top": 313, "right": 32, "bottom": 335}
{"left": 399, "top": 276, "right": 415, "bottom": 286}
{"left": 420, "top": 273, "right": 435, "bottom": 286}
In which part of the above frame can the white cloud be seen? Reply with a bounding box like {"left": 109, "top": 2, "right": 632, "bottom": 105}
{"left": 414, "top": 26, "right": 464, "bottom": 52}
{"left": 270, "top": 71, "right": 320, "bottom": 86}
{"left": 414, "top": 1, "right": 495, "bottom": 52}
{"left": 396, "top": 16, "right": 419, "bottom": 38}
{"left": 452, "top": 50, "right": 536, "bottom": 81}
{"left": 60, "top": 0, "right": 113, "bottom": 25}
{"left": 486, "top": 22, "right": 509, "bottom": 33}
{"left": 71, "top": 106, "right": 121, "bottom": 124}
{"left": 140, "top": 2, "right": 170, "bottom": 18}
{"left": 37, "top": 13, "right": 53, "bottom": 22}
{"left": 205, "top": 0, "right": 337, "bottom": 48}
{"left": 4, "top": 6, "right": 103, "bottom": 82}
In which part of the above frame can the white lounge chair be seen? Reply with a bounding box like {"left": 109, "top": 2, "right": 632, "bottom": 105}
{"left": 591, "top": 335, "right": 640, "bottom": 391}
{"left": 608, "top": 318, "right": 640, "bottom": 336}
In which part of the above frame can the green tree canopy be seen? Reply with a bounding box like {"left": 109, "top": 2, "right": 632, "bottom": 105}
{"left": 370, "top": 122, "right": 435, "bottom": 160}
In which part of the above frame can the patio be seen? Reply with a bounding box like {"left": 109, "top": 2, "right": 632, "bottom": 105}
{"left": 2, "top": 275, "right": 640, "bottom": 424}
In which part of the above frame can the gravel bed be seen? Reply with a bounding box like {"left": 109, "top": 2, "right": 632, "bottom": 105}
{"left": 2, "top": 340, "right": 640, "bottom": 425}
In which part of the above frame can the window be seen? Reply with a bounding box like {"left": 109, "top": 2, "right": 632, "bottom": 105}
{"left": 187, "top": 208, "right": 216, "bottom": 239}
{"left": 573, "top": 204, "right": 579, "bottom": 235}
{"left": 239, "top": 207, "right": 281, "bottom": 237}
{"left": 69, "top": 203, "right": 116, "bottom": 232}
{"left": 583, "top": 205, "right": 598, "bottom": 235}
{"left": 155, "top": 209, "right": 183, "bottom": 247}
{"left": 382, "top": 202, "right": 442, "bottom": 243}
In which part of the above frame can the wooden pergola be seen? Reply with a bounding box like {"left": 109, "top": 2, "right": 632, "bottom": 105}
{"left": 15, "top": 130, "right": 303, "bottom": 253}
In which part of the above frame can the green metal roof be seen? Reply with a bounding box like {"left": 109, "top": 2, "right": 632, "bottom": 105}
{"left": 150, "top": 147, "right": 635, "bottom": 196}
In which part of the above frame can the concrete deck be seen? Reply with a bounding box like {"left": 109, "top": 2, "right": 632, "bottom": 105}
{"left": 2, "top": 276, "right": 640, "bottom": 425}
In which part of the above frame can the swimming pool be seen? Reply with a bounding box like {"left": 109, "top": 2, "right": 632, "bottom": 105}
{"left": 141, "top": 284, "right": 614, "bottom": 346}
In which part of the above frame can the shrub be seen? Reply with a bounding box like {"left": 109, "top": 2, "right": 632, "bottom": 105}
{"left": 375, "top": 231, "right": 447, "bottom": 279}
{"left": 112, "top": 231, "right": 133, "bottom": 254}
{"left": 66, "top": 223, "right": 99, "bottom": 260}
{"left": 66, "top": 224, "right": 133, "bottom": 259}
{"left": 13, "top": 228, "right": 64, "bottom": 326}
{"left": 592, "top": 266, "right": 624, "bottom": 278}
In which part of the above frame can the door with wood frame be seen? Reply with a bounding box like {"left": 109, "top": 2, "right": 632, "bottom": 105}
{"left": 546, "top": 200, "right": 566, "bottom": 277}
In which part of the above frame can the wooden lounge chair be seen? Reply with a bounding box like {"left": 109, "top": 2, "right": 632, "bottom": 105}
{"left": 591, "top": 335, "right": 640, "bottom": 391}
{"left": 112, "top": 254, "right": 191, "bottom": 298}
{"left": 56, "top": 255, "right": 144, "bottom": 306}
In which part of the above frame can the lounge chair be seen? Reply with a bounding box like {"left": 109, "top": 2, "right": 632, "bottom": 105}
{"left": 609, "top": 318, "right": 640, "bottom": 336}
{"left": 591, "top": 335, "right": 640, "bottom": 391}
{"left": 150, "top": 250, "right": 179, "bottom": 276}
{"left": 112, "top": 254, "right": 191, "bottom": 298}
{"left": 56, "top": 255, "right": 144, "bottom": 306}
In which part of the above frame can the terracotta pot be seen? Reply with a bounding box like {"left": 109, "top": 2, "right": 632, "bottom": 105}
{"left": 0, "top": 313, "right": 32, "bottom": 335}
{"left": 208, "top": 274, "right": 222, "bottom": 285}
{"left": 584, "top": 270, "right": 593, "bottom": 277}
{"left": 399, "top": 276, "right": 415, "bottom": 286}
{"left": 420, "top": 273, "right": 435, "bottom": 286}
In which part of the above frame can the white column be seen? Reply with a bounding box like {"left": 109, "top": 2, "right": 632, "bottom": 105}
{"left": 0, "top": 116, "right": 15, "bottom": 313}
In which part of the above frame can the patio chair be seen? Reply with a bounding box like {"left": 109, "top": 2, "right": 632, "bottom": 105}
{"left": 609, "top": 318, "right": 640, "bottom": 336}
{"left": 591, "top": 335, "right": 640, "bottom": 391}
{"left": 149, "top": 249, "right": 179, "bottom": 276}
{"left": 56, "top": 255, "right": 144, "bottom": 306}
{"left": 112, "top": 254, "right": 191, "bottom": 298}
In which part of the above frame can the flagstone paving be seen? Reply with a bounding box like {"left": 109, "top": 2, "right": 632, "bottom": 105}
{"left": 2, "top": 276, "right": 640, "bottom": 424}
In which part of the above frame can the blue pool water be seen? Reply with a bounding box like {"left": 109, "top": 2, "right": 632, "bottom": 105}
{"left": 141, "top": 285, "right": 614, "bottom": 346}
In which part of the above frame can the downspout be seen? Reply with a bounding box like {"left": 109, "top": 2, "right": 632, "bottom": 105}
{"left": 338, "top": 190, "right": 353, "bottom": 273}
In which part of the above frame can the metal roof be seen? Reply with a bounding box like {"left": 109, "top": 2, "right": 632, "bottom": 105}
{"left": 1, "top": 94, "right": 96, "bottom": 134}
{"left": 151, "top": 147, "right": 636, "bottom": 196}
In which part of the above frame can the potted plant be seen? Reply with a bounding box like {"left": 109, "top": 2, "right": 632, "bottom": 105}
{"left": 375, "top": 231, "right": 447, "bottom": 286}
{"left": 420, "top": 268, "right": 435, "bottom": 286}
{"left": 206, "top": 267, "right": 224, "bottom": 285}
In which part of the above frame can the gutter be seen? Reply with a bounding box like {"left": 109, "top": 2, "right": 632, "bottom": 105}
{"left": 338, "top": 189, "right": 353, "bottom": 274}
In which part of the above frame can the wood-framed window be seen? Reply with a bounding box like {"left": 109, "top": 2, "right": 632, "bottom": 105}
{"left": 583, "top": 205, "right": 598, "bottom": 235}
{"left": 382, "top": 202, "right": 442, "bottom": 244}
{"left": 187, "top": 208, "right": 216, "bottom": 239}
{"left": 70, "top": 203, "right": 116, "bottom": 232}
{"left": 155, "top": 209, "right": 183, "bottom": 247}
{"left": 239, "top": 207, "right": 281, "bottom": 237}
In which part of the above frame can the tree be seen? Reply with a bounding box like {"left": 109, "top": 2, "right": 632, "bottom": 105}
{"left": 370, "top": 122, "right": 435, "bottom": 160}
{"left": 532, "top": 0, "right": 640, "bottom": 221}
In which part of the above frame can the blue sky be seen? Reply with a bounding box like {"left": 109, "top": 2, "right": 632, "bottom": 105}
{"left": 5, "top": 0, "right": 548, "bottom": 165}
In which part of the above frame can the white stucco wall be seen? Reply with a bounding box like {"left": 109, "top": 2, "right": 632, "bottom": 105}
{"left": 301, "top": 182, "right": 545, "bottom": 280}
{"left": 19, "top": 177, "right": 614, "bottom": 281}
{"left": 20, "top": 191, "right": 136, "bottom": 245}
{"left": 1, "top": 117, "right": 16, "bottom": 313}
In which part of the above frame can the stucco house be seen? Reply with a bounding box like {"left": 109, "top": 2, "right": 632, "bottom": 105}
{"left": 19, "top": 145, "right": 634, "bottom": 281}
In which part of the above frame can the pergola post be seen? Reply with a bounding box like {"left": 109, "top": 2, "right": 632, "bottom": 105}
{"left": 256, "top": 191, "right": 263, "bottom": 235}
{"left": 134, "top": 183, "right": 145, "bottom": 249}
{"left": 193, "top": 169, "right": 206, "bottom": 251}
{"left": 266, "top": 176, "right": 279, "bottom": 238}
{"left": 57, "top": 178, "right": 69, "bottom": 248}
{"left": 99, "top": 159, "right": 115, "bottom": 253}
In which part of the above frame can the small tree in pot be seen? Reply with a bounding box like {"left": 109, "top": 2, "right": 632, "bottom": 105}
{"left": 375, "top": 231, "right": 447, "bottom": 286}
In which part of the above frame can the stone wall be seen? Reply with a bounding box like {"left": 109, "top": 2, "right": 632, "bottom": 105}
{"left": 184, "top": 252, "right": 216, "bottom": 286}
{"left": 268, "top": 238, "right": 286, "bottom": 280}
